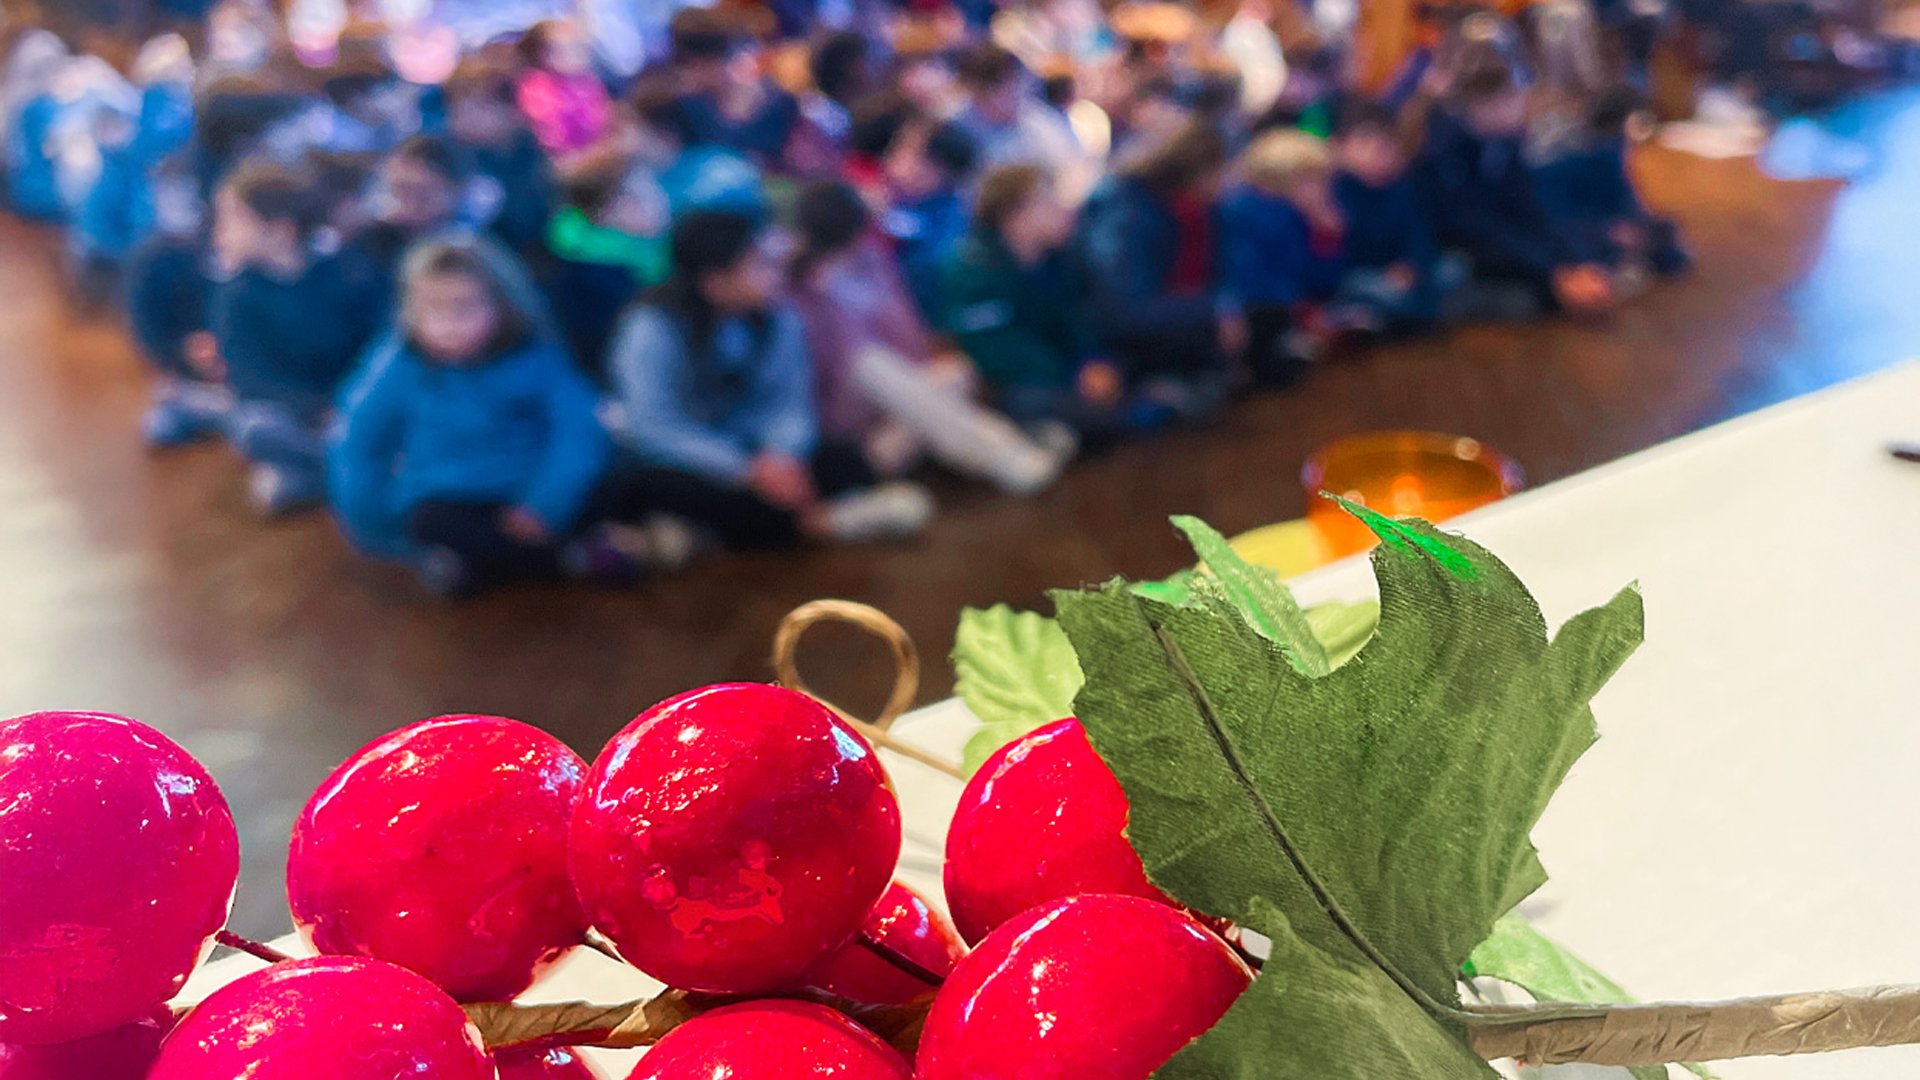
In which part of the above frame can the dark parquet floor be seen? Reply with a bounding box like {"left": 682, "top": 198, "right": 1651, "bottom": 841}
{"left": 6, "top": 90, "right": 1920, "bottom": 935}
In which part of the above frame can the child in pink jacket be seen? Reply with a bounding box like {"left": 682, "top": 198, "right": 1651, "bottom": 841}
{"left": 515, "top": 20, "right": 612, "bottom": 159}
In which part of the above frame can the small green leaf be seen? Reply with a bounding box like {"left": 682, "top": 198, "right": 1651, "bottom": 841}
{"left": 1304, "top": 599, "right": 1379, "bottom": 668}
{"left": 1470, "top": 916, "right": 1716, "bottom": 1080}
{"left": 952, "top": 605, "right": 1082, "bottom": 774}
{"left": 1173, "top": 516, "right": 1332, "bottom": 676}
{"left": 1130, "top": 571, "right": 1196, "bottom": 606}
{"left": 1470, "top": 915, "right": 1635, "bottom": 1006}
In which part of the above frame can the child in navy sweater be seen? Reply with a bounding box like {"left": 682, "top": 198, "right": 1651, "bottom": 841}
{"left": 1531, "top": 88, "right": 1690, "bottom": 283}
{"left": 445, "top": 58, "right": 554, "bottom": 256}
{"left": 1419, "top": 68, "right": 1615, "bottom": 317}
{"left": 1218, "top": 128, "right": 1348, "bottom": 383}
{"left": 1331, "top": 100, "right": 1458, "bottom": 331}
{"left": 126, "top": 154, "right": 225, "bottom": 449}
{"left": 211, "top": 160, "right": 386, "bottom": 515}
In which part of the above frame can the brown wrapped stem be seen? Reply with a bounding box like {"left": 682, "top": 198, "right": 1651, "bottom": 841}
{"left": 772, "top": 600, "right": 965, "bottom": 779}
{"left": 1466, "top": 985, "right": 1920, "bottom": 1066}
{"left": 466, "top": 984, "right": 1920, "bottom": 1065}
{"left": 465, "top": 990, "right": 933, "bottom": 1058}
{"left": 466, "top": 991, "right": 705, "bottom": 1052}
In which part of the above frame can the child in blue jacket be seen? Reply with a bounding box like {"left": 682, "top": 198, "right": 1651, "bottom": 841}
{"left": 73, "top": 36, "right": 196, "bottom": 278}
{"left": 2, "top": 31, "right": 71, "bottom": 221}
{"left": 329, "top": 236, "right": 644, "bottom": 597}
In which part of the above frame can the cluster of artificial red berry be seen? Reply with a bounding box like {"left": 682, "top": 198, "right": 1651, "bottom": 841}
{"left": 0, "top": 685, "right": 1249, "bottom": 1078}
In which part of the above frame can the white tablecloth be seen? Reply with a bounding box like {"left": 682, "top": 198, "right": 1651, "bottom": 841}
{"left": 194, "top": 361, "right": 1920, "bottom": 1078}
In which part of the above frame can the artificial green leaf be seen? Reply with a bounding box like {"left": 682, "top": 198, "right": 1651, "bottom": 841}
{"left": 1172, "top": 516, "right": 1331, "bottom": 676}
{"left": 952, "top": 605, "right": 1082, "bottom": 774}
{"left": 1053, "top": 511, "right": 1642, "bottom": 1074}
{"left": 1305, "top": 598, "right": 1379, "bottom": 668}
{"left": 1130, "top": 570, "right": 1196, "bottom": 606}
{"left": 1469, "top": 914, "right": 1635, "bottom": 1005}
{"left": 1469, "top": 916, "right": 1716, "bottom": 1080}
{"left": 1164, "top": 899, "right": 1497, "bottom": 1079}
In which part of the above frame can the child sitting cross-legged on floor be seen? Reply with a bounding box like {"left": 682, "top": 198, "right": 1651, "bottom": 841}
{"left": 605, "top": 210, "right": 934, "bottom": 550}
{"left": 1331, "top": 100, "right": 1461, "bottom": 333}
{"left": 1419, "top": 66, "right": 1616, "bottom": 317}
{"left": 1218, "top": 128, "right": 1352, "bottom": 384}
{"left": 788, "top": 180, "right": 1073, "bottom": 496}
{"left": 1530, "top": 87, "right": 1691, "bottom": 290}
{"left": 942, "top": 164, "right": 1146, "bottom": 446}
{"left": 211, "top": 159, "right": 386, "bottom": 515}
{"left": 329, "top": 236, "right": 675, "bottom": 598}
{"left": 126, "top": 155, "right": 224, "bottom": 449}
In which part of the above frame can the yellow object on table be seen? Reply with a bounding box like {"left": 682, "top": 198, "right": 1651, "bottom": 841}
{"left": 1227, "top": 519, "right": 1337, "bottom": 579}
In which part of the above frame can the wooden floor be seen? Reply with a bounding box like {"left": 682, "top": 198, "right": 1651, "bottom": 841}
{"left": 7, "top": 90, "right": 1920, "bottom": 935}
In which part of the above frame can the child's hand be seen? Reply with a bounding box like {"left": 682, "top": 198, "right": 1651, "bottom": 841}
{"left": 1552, "top": 264, "right": 1617, "bottom": 315}
{"left": 927, "top": 352, "right": 979, "bottom": 396}
{"left": 184, "top": 332, "right": 225, "bottom": 382}
{"left": 1217, "top": 313, "right": 1251, "bottom": 361}
{"left": 1607, "top": 220, "right": 1648, "bottom": 253}
{"left": 1078, "top": 360, "right": 1124, "bottom": 408}
{"left": 749, "top": 453, "right": 817, "bottom": 510}
{"left": 499, "top": 507, "right": 553, "bottom": 546}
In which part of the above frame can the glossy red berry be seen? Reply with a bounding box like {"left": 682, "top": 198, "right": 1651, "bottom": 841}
{"left": 288, "top": 715, "right": 590, "bottom": 1002}
{"left": 148, "top": 957, "right": 494, "bottom": 1080}
{"left": 497, "top": 1046, "right": 601, "bottom": 1078}
{"left": 917, "top": 894, "right": 1251, "bottom": 1080}
{"left": 627, "top": 1001, "right": 911, "bottom": 1080}
{"left": 804, "top": 880, "right": 965, "bottom": 1004}
{"left": 0, "top": 712, "right": 240, "bottom": 1045}
{"left": 943, "top": 717, "right": 1171, "bottom": 943}
{"left": 571, "top": 684, "right": 902, "bottom": 994}
{"left": 0, "top": 1006, "right": 172, "bottom": 1080}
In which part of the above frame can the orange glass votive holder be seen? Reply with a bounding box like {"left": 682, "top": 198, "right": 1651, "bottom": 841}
{"left": 1301, "top": 432, "right": 1524, "bottom": 558}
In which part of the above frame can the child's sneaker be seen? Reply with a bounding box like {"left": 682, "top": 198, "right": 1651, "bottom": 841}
{"left": 415, "top": 546, "right": 476, "bottom": 599}
{"left": 823, "top": 483, "right": 935, "bottom": 544}
{"left": 561, "top": 528, "right": 648, "bottom": 587}
{"left": 143, "top": 384, "right": 231, "bottom": 449}
{"left": 1029, "top": 421, "right": 1080, "bottom": 462}
{"left": 631, "top": 516, "right": 711, "bottom": 573}
{"left": 987, "top": 421, "right": 1079, "bottom": 497}
{"left": 144, "top": 399, "right": 216, "bottom": 448}
{"left": 1139, "top": 377, "right": 1228, "bottom": 423}
{"left": 247, "top": 464, "right": 322, "bottom": 518}
{"left": 1125, "top": 397, "right": 1178, "bottom": 433}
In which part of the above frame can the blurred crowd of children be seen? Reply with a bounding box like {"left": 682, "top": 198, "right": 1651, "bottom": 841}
{"left": 0, "top": 0, "right": 1749, "bottom": 596}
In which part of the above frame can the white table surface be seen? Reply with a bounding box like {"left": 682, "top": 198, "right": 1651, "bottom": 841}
{"left": 192, "top": 361, "right": 1920, "bottom": 1078}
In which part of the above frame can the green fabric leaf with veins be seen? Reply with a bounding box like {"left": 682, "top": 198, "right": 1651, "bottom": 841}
{"left": 1470, "top": 916, "right": 1716, "bottom": 1080}
{"left": 952, "top": 605, "right": 1083, "bottom": 774}
{"left": 1196, "top": 899, "right": 1498, "bottom": 1079}
{"left": 1051, "top": 508, "right": 1643, "bottom": 1077}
